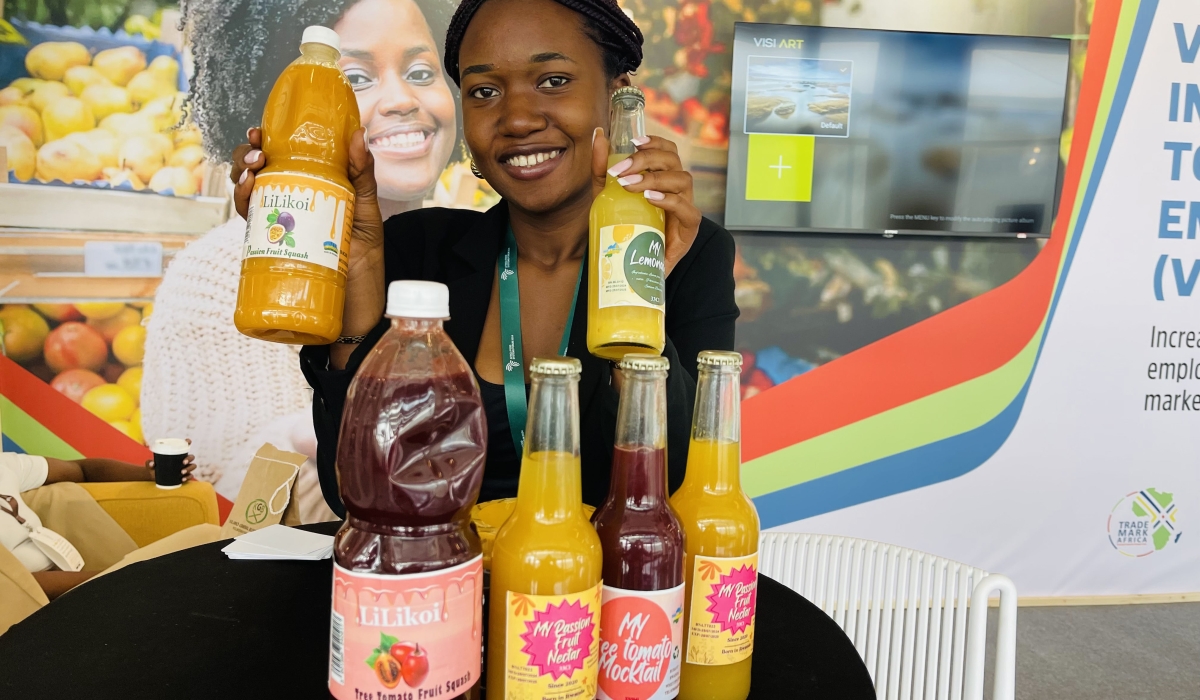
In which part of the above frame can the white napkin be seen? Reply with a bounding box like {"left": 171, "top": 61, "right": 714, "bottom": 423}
{"left": 222, "top": 524, "right": 333, "bottom": 561}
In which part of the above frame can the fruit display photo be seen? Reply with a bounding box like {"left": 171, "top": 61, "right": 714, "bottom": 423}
{"left": 1, "top": 301, "right": 150, "bottom": 444}
{"left": 0, "top": 19, "right": 204, "bottom": 197}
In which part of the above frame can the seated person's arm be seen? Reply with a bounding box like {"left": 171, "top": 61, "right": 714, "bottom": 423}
{"left": 43, "top": 453, "right": 196, "bottom": 484}
{"left": 31, "top": 570, "right": 97, "bottom": 600}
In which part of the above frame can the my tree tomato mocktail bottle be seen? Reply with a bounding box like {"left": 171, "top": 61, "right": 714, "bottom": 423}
{"left": 588, "top": 86, "right": 667, "bottom": 360}
{"left": 330, "top": 281, "right": 486, "bottom": 700}
{"left": 487, "top": 357, "right": 603, "bottom": 699}
{"left": 235, "top": 25, "right": 361, "bottom": 344}
{"left": 592, "top": 353, "right": 685, "bottom": 700}
{"left": 671, "top": 351, "right": 760, "bottom": 700}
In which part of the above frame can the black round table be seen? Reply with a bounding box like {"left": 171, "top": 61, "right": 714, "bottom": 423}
{"left": 0, "top": 522, "right": 874, "bottom": 699}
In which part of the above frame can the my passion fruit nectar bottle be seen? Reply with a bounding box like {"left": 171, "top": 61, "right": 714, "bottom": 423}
{"left": 588, "top": 86, "right": 668, "bottom": 361}
{"left": 235, "top": 25, "right": 361, "bottom": 345}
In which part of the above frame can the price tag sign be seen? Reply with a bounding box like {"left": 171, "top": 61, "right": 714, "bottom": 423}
{"left": 83, "top": 242, "right": 164, "bottom": 277}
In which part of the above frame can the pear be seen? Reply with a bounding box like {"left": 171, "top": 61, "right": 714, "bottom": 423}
{"left": 66, "top": 129, "right": 120, "bottom": 169}
{"left": 0, "top": 125, "right": 36, "bottom": 181}
{"left": 168, "top": 144, "right": 205, "bottom": 170}
{"left": 126, "top": 70, "right": 174, "bottom": 107}
{"left": 80, "top": 84, "right": 133, "bottom": 122}
{"left": 92, "top": 46, "right": 146, "bottom": 87}
{"left": 148, "top": 166, "right": 197, "bottom": 196}
{"left": 172, "top": 122, "right": 203, "bottom": 148}
{"left": 27, "top": 81, "right": 70, "bottom": 113}
{"left": 99, "top": 111, "right": 157, "bottom": 139}
{"left": 36, "top": 138, "right": 103, "bottom": 183}
{"left": 25, "top": 42, "right": 91, "bottom": 81}
{"left": 63, "top": 65, "right": 111, "bottom": 96}
{"left": 0, "top": 105, "right": 44, "bottom": 146}
{"left": 9, "top": 78, "right": 45, "bottom": 96}
{"left": 147, "top": 55, "right": 180, "bottom": 86}
{"left": 118, "top": 134, "right": 166, "bottom": 183}
{"left": 41, "top": 96, "right": 95, "bottom": 142}
{"left": 147, "top": 132, "right": 174, "bottom": 160}
{"left": 0, "top": 87, "right": 25, "bottom": 106}
{"left": 102, "top": 166, "right": 145, "bottom": 190}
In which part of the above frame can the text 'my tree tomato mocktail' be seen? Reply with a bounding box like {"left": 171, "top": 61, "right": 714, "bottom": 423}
{"left": 588, "top": 86, "right": 667, "bottom": 360}
{"left": 235, "top": 25, "right": 361, "bottom": 344}
{"left": 592, "top": 353, "right": 686, "bottom": 700}
{"left": 671, "top": 351, "right": 760, "bottom": 700}
{"left": 487, "top": 357, "right": 603, "bottom": 699}
{"left": 329, "top": 281, "right": 486, "bottom": 700}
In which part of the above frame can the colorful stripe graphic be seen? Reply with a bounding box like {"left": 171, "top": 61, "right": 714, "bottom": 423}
{"left": 742, "top": 0, "right": 1158, "bottom": 528}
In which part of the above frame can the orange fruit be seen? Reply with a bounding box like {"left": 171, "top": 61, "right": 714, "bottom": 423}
{"left": 108, "top": 419, "right": 143, "bottom": 443}
{"left": 112, "top": 324, "right": 146, "bottom": 366}
{"left": 75, "top": 302, "right": 126, "bottom": 320}
{"left": 81, "top": 384, "right": 136, "bottom": 422}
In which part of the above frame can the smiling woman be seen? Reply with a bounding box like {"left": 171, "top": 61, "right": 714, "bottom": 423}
{"left": 229, "top": 0, "right": 739, "bottom": 521}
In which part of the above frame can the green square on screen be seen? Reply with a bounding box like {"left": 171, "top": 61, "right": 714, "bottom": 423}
{"left": 746, "top": 134, "right": 815, "bottom": 202}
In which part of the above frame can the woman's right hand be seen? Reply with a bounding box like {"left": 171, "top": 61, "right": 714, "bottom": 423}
{"left": 230, "top": 127, "right": 385, "bottom": 251}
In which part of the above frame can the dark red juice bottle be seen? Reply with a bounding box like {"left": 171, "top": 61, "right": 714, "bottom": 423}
{"left": 329, "top": 281, "right": 485, "bottom": 700}
{"left": 592, "top": 353, "right": 685, "bottom": 700}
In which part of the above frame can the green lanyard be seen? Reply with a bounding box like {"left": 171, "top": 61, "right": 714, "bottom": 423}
{"left": 498, "top": 226, "right": 583, "bottom": 455}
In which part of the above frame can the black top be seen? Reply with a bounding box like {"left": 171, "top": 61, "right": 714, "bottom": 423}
{"left": 476, "top": 375, "right": 520, "bottom": 502}
{"left": 0, "top": 522, "right": 876, "bottom": 699}
{"left": 299, "top": 201, "right": 739, "bottom": 516}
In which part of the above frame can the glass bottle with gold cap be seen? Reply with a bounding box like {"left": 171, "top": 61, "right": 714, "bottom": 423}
{"left": 487, "top": 357, "right": 603, "bottom": 699}
{"left": 671, "top": 351, "right": 760, "bottom": 700}
{"left": 588, "top": 85, "right": 668, "bottom": 360}
{"left": 592, "top": 353, "right": 685, "bottom": 700}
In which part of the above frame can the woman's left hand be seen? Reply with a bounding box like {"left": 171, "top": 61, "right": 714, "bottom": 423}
{"left": 593, "top": 130, "right": 700, "bottom": 277}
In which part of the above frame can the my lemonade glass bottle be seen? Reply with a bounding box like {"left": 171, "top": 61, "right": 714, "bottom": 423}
{"left": 588, "top": 86, "right": 667, "bottom": 360}
{"left": 592, "top": 353, "right": 686, "bottom": 700}
{"left": 330, "top": 282, "right": 487, "bottom": 700}
{"left": 235, "top": 26, "right": 361, "bottom": 344}
{"left": 670, "top": 351, "right": 760, "bottom": 700}
{"left": 487, "top": 357, "right": 603, "bottom": 698}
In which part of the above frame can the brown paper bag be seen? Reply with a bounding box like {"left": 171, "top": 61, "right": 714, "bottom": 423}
{"left": 221, "top": 443, "right": 306, "bottom": 538}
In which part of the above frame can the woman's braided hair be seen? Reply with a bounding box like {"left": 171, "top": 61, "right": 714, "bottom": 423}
{"left": 443, "top": 0, "right": 643, "bottom": 86}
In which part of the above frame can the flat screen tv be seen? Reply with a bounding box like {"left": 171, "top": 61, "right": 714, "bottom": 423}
{"left": 724, "top": 23, "right": 1070, "bottom": 237}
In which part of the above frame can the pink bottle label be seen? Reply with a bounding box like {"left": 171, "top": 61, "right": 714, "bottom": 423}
{"left": 329, "top": 557, "right": 483, "bottom": 699}
{"left": 597, "top": 583, "right": 684, "bottom": 700}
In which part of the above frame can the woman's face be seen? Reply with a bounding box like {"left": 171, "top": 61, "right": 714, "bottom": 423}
{"left": 335, "top": 0, "right": 457, "bottom": 204}
{"left": 458, "top": 0, "right": 624, "bottom": 215}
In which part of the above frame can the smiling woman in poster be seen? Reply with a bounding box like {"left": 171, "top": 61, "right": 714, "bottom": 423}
{"left": 140, "top": 0, "right": 460, "bottom": 516}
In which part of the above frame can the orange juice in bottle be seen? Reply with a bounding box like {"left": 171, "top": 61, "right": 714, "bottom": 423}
{"left": 235, "top": 25, "right": 361, "bottom": 344}
{"left": 487, "top": 357, "right": 603, "bottom": 699}
{"left": 588, "top": 86, "right": 667, "bottom": 361}
{"left": 670, "top": 351, "right": 760, "bottom": 700}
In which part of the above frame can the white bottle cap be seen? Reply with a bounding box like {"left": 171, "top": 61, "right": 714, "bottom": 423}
{"left": 387, "top": 280, "right": 450, "bottom": 319}
{"left": 301, "top": 26, "right": 340, "bottom": 52}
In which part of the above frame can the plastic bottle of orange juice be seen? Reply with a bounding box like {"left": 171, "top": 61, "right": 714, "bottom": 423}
{"left": 670, "top": 351, "right": 760, "bottom": 700}
{"left": 486, "top": 357, "right": 603, "bottom": 699}
{"left": 235, "top": 26, "right": 361, "bottom": 345}
{"left": 588, "top": 86, "right": 667, "bottom": 360}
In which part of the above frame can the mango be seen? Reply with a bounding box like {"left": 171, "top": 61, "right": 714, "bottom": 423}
{"left": 63, "top": 65, "right": 111, "bottom": 96}
{"left": 148, "top": 166, "right": 197, "bottom": 196}
{"left": 0, "top": 105, "right": 43, "bottom": 146}
{"left": 41, "top": 96, "right": 95, "bottom": 142}
{"left": 0, "top": 125, "right": 36, "bottom": 181}
{"left": 126, "top": 70, "right": 174, "bottom": 107}
{"left": 80, "top": 84, "right": 133, "bottom": 121}
{"left": 92, "top": 46, "right": 146, "bottom": 87}
{"left": 119, "top": 134, "right": 165, "bottom": 182}
{"left": 25, "top": 42, "right": 91, "bottom": 81}
{"left": 27, "top": 81, "right": 70, "bottom": 113}
{"left": 37, "top": 138, "right": 103, "bottom": 183}
{"left": 66, "top": 129, "right": 120, "bottom": 169}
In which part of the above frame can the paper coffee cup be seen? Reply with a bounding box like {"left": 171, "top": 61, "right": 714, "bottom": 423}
{"left": 152, "top": 438, "right": 189, "bottom": 489}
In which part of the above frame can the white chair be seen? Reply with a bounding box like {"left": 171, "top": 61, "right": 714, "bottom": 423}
{"left": 758, "top": 532, "right": 1016, "bottom": 700}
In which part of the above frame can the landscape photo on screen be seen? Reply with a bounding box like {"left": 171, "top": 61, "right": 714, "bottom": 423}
{"left": 743, "top": 56, "right": 852, "bottom": 137}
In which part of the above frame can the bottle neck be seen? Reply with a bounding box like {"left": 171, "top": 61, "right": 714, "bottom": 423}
{"left": 608, "top": 369, "right": 669, "bottom": 507}
{"left": 688, "top": 366, "right": 742, "bottom": 492}
{"left": 300, "top": 42, "right": 340, "bottom": 64}
{"left": 516, "top": 373, "right": 583, "bottom": 519}
{"left": 387, "top": 317, "right": 445, "bottom": 333}
{"left": 608, "top": 96, "right": 646, "bottom": 158}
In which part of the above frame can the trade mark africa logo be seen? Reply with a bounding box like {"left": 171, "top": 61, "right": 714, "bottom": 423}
{"left": 1107, "top": 489, "right": 1181, "bottom": 557}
